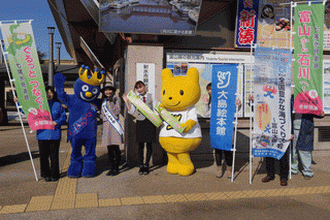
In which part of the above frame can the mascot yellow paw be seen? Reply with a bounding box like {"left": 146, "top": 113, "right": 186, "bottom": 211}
{"left": 159, "top": 67, "right": 202, "bottom": 176}
{"left": 181, "top": 120, "right": 197, "bottom": 132}
{"left": 166, "top": 151, "right": 196, "bottom": 176}
{"left": 167, "top": 162, "right": 179, "bottom": 174}
{"left": 178, "top": 163, "right": 195, "bottom": 176}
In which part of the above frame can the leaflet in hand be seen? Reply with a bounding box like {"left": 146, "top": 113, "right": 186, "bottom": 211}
{"left": 127, "top": 91, "right": 162, "bottom": 127}
{"left": 156, "top": 103, "right": 186, "bottom": 133}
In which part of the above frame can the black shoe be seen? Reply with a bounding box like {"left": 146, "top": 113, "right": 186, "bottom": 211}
{"left": 280, "top": 179, "right": 288, "bottom": 186}
{"left": 112, "top": 169, "right": 119, "bottom": 176}
{"left": 106, "top": 169, "right": 114, "bottom": 176}
{"left": 45, "top": 177, "right": 51, "bottom": 182}
{"left": 304, "top": 175, "right": 313, "bottom": 180}
{"left": 262, "top": 176, "right": 274, "bottom": 183}
{"left": 143, "top": 165, "right": 149, "bottom": 175}
{"left": 138, "top": 166, "right": 144, "bottom": 175}
{"left": 50, "top": 177, "right": 59, "bottom": 182}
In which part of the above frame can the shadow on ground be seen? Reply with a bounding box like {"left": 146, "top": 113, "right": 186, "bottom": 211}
{"left": 0, "top": 151, "right": 39, "bottom": 167}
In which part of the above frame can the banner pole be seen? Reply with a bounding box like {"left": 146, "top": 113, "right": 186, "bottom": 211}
{"left": 0, "top": 33, "right": 39, "bottom": 181}
{"left": 231, "top": 91, "right": 240, "bottom": 182}
{"left": 249, "top": 43, "right": 255, "bottom": 184}
{"left": 289, "top": 1, "right": 295, "bottom": 180}
{"left": 249, "top": 99, "right": 253, "bottom": 184}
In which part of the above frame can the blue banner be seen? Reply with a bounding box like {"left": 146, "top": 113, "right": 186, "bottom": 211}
{"left": 253, "top": 46, "right": 292, "bottom": 160}
{"left": 210, "top": 64, "right": 238, "bottom": 151}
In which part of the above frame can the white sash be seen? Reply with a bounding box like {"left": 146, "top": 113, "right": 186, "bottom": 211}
{"left": 102, "top": 100, "right": 124, "bottom": 136}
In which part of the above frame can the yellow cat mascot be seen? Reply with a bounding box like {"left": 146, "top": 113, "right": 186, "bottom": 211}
{"left": 159, "top": 67, "right": 202, "bottom": 176}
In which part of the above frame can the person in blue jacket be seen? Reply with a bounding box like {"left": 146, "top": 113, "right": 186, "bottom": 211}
{"left": 37, "top": 86, "right": 67, "bottom": 182}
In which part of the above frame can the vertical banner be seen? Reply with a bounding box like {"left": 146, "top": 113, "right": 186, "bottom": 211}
{"left": 210, "top": 64, "right": 238, "bottom": 151}
{"left": 293, "top": 3, "right": 325, "bottom": 116}
{"left": 235, "top": 0, "right": 259, "bottom": 48}
{"left": 136, "top": 63, "right": 155, "bottom": 100}
{"left": 1, "top": 21, "right": 54, "bottom": 131}
{"left": 253, "top": 46, "right": 292, "bottom": 160}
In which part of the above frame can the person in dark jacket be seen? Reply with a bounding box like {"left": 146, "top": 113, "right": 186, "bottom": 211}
{"left": 258, "top": 94, "right": 291, "bottom": 186}
{"left": 36, "top": 86, "right": 67, "bottom": 182}
{"left": 292, "top": 107, "right": 325, "bottom": 180}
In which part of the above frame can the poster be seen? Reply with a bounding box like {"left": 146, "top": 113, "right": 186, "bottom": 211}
{"left": 257, "top": 0, "right": 291, "bottom": 48}
{"left": 99, "top": 0, "right": 202, "bottom": 36}
{"left": 166, "top": 52, "right": 251, "bottom": 117}
{"left": 323, "top": 61, "right": 330, "bottom": 113}
{"left": 244, "top": 64, "right": 254, "bottom": 117}
{"left": 322, "top": 0, "right": 330, "bottom": 51}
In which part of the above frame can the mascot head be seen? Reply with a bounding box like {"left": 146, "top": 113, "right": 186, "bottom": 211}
{"left": 74, "top": 65, "right": 105, "bottom": 102}
{"left": 161, "top": 67, "right": 200, "bottom": 111}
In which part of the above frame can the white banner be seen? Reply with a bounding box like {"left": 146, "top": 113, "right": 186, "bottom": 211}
{"left": 253, "top": 46, "right": 292, "bottom": 160}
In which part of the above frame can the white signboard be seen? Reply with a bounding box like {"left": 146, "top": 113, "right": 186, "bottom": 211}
{"left": 136, "top": 63, "right": 156, "bottom": 101}
{"left": 167, "top": 52, "right": 254, "bottom": 64}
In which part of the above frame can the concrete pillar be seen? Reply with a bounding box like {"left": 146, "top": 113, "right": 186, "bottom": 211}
{"left": 124, "top": 45, "right": 165, "bottom": 167}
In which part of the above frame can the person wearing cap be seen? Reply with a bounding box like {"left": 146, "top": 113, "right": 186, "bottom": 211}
{"left": 100, "top": 83, "right": 123, "bottom": 176}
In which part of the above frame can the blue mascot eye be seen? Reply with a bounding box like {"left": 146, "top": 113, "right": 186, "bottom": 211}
{"left": 82, "top": 85, "right": 89, "bottom": 92}
{"left": 92, "top": 88, "right": 98, "bottom": 94}
{"left": 180, "top": 90, "right": 184, "bottom": 95}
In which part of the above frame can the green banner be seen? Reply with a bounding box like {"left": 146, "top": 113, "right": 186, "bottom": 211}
{"left": 293, "top": 3, "right": 325, "bottom": 115}
{"left": 1, "top": 21, "right": 54, "bottom": 130}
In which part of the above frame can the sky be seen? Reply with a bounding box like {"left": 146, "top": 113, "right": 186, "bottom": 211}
{"left": 0, "top": 1, "right": 72, "bottom": 60}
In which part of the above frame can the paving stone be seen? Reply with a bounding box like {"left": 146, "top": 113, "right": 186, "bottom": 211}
{"left": 142, "top": 195, "right": 167, "bottom": 204}
{"left": 204, "top": 192, "right": 228, "bottom": 200}
{"left": 121, "top": 196, "right": 145, "bottom": 206}
{"left": 184, "top": 193, "right": 208, "bottom": 201}
{"left": 0, "top": 204, "right": 27, "bottom": 214}
{"left": 163, "top": 194, "right": 188, "bottom": 203}
{"left": 75, "top": 193, "right": 98, "bottom": 208}
{"left": 26, "top": 196, "right": 53, "bottom": 212}
{"left": 99, "top": 198, "right": 122, "bottom": 207}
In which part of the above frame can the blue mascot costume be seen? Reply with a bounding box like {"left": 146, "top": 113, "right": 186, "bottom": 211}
{"left": 54, "top": 65, "right": 104, "bottom": 178}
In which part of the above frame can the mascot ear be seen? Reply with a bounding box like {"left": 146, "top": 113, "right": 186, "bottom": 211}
{"left": 186, "top": 67, "right": 199, "bottom": 83}
{"left": 161, "top": 68, "right": 173, "bottom": 82}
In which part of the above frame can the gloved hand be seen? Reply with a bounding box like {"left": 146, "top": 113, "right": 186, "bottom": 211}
{"left": 181, "top": 120, "right": 197, "bottom": 133}
{"left": 54, "top": 73, "right": 66, "bottom": 90}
